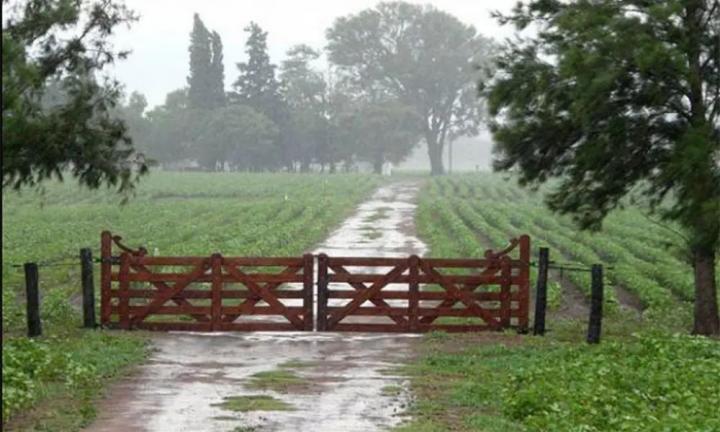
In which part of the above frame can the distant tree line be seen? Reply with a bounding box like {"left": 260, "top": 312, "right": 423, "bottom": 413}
{"left": 119, "top": 3, "right": 493, "bottom": 174}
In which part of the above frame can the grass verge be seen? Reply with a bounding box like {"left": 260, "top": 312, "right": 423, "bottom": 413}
{"left": 3, "top": 329, "right": 148, "bottom": 431}
{"left": 395, "top": 316, "right": 720, "bottom": 432}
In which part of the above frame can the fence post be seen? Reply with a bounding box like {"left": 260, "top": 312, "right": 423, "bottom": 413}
{"left": 316, "top": 254, "right": 329, "bottom": 331}
{"left": 210, "top": 253, "right": 223, "bottom": 332}
{"left": 518, "top": 235, "right": 531, "bottom": 332}
{"left": 302, "top": 254, "right": 314, "bottom": 331}
{"left": 80, "top": 248, "right": 96, "bottom": 329}
{"left": 408, "top": 255, "right": 420, "bottom": 332}
{"left": 587, "top": 264, "right": 604, "bottom": 344}
{"left": 100, "top": 231, "right": 112, "bottom": 326}
{"left": 118, "top": 253, "right": 131, "bottom": 330}
{"left": 24, "top": 262, "right": 42, "bottom": 337}
{"left": 533, "top": 247, "right": 550, "bottom": 336}
{"left": 499, "top": 257, "right": 512, "bottom": 328}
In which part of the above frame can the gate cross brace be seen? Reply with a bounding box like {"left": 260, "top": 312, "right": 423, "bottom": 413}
{"left": 327, "top": 262, "right": 409, "bottom": 329}
{"left": 220, "top": 264, "right": 303, "bottom": 323}
{"left": 328, "top": 264, "right": 410, "bottom": 327}
{"left": 224, "top": 264, "right": 305, "bottom": 329}
{"left": 129, "top": 260, "right": 211, "bottom": 325}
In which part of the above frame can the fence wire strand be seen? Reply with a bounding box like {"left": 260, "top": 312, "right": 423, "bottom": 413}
{"left": 6, "top": 252, "right": 101, "bottom": 269}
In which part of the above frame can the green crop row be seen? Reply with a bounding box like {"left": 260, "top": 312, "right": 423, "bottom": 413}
{"left": 419, "top": 174, "right": 709, "bottom": 317}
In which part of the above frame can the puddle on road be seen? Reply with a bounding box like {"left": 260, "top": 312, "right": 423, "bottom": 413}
{"left": 313, "top": 181, "right": 427, "bottom": 258}
{"left": 85, "top": 182, "right": 427, "bottom": 432}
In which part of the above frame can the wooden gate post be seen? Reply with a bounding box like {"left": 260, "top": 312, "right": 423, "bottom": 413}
{"left": 587, "top": 264, "right": 604, "bottom": 344}
{"left": 316, "top": 254, "right": 329, "bottom": 331}
{"left": 302, "top": 254, "right": 314, "bottom": 331}
{"left": 80, "top": 248, "right": 96, "bottom": 328}
{"left": 499, "top": 257, "right": 512, "bottom": 328}
{"left": 24, "top": 262, "right": 42, "bottom": 337}
{"left": 211, "top": 253, "right": 223, "bottom": 331}
{"left": 100, "top": 231, "right": 112, "bottom": 326}
{"left": 408, "top": 255, "right": 420, "bottom": 331}
{"left": 518, "top": 235, "right": 531, "bottom": 331}
{"left": 118, "top": 253, "right": 131, "bottom": 330}
{"left": 533, "top": 247, "right": 550, "bottom": 336}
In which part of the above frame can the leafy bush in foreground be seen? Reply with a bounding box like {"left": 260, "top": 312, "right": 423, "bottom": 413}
{"left": 503, "top": 334, "right": 720, "bottom": 431}
{"left": 2, "top": 332, "right": 146, "bottom": 424}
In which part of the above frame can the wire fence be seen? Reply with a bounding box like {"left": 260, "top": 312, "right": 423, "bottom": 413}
{"left": 6, "top": 255, "right": 105, "bottom": 269}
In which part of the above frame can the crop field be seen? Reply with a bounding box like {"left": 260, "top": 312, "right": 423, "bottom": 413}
{"left": 417, "top": 173, "right": 720, "bottom": 317}
{"left": 2, "top": 172, "right": 380, "bottom": 329}
{"left": 402, "top": 174, "right": 720, "bottom": 432}
{"left": 2, "top": 172, "right": 719, "bottom": 432}
{"left": 1, "top": 172, "right": 380, "bottom": 428}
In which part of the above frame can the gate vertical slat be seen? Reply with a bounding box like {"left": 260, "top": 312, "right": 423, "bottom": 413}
{"left": 518, "top": 235, "right": 531, "bottom": 331}
{"left": 500, "top": 257, "right": 512, "bottom": 328}
{"left": 100, "top": 231, "right": 112, "bottom": 326}
{"left": 317, "top": 254, "right": 329, "bottom": 331}
{"left": 211, "top": 254, "right": 223, "bottom": 331}
{"left": 302, "top": 254, "right": 314, "bottom": 331}
{"left": 118, "top": 253, "right": 131, "bottom": 330}
{"left": 408, "top": 255, "right": 420, "bottom": 331}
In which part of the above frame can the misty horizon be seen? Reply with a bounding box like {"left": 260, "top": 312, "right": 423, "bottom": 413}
{"left": 110, "top": 0, "right": 519, "bottom": 109}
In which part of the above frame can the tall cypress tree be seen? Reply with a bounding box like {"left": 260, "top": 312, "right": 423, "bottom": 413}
{"left": 187, "top": 13, "right": 211, "bottom": 109}
{"left": 233, "top": 22, "right": 281, "bottom": 118}
{"left": 209, "top": 31, "right": 226, "bottom": 108}
{"left": 187, "top": 13, "right": 224, "bottom": 110}
{"left": 232, "top": 22, "right": 285, "bottom": 169}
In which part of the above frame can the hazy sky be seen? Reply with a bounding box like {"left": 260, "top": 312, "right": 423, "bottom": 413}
{"left": 111, "top": 0, "right": 520, "bottom": 108}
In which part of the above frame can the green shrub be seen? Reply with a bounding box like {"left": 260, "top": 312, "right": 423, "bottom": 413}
{"left": 503, "top": 334, "right": 720, "bottom": 431}
{"left": 2, "top": 332, "right": 144, "bottom": 424}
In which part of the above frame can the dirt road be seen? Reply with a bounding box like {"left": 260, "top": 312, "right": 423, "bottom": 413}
{"left": 85, "top": 181, "right": 427, "bottom": 432}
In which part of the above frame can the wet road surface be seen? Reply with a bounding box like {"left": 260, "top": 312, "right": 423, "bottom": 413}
{"left": 85, "top": 181, "right": 427, "bottom": 432}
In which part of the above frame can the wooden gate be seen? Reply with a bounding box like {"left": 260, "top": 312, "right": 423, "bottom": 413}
{"left": 316, "top": 235, "right": 530, "bottom": 332}
{"left": 100, "top": 232, "right": 313, "bottom": 331}
{"left": 100, "top": 231, "right": 530, "bottom": 333}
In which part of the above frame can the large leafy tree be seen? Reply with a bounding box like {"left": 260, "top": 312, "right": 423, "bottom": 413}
{"left": 117, "top": 91, "right": 150, "bottom": 156}
{"left": 2, "top": 0, "right": 148, "bottom": 192}
{"left": 279, "top": 44, "right": 327, "bottom": 171}
{"left": 143, "top": 88, "right": 206, "bottom": 165}
{"left": 196, "top": 105, "right": 278, "bottom": 171}
{"left": 349, "top": 100, "right": 421, "bottom": 173}
{"left": 322, "top": 77, "right": 359, "bottom": 172}
{"left": 487, "top": 0, "right": 720, "bottom": 335}
{"left": 326, "top": 1, "right": 494, "bottom": 175}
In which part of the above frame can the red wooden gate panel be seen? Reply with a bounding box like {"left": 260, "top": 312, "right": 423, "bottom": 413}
{"left": 316, "top": 235, "right": 530, "bottom": 333}
{"left": 100, "top": 231, "right": 313, "bottom": 331}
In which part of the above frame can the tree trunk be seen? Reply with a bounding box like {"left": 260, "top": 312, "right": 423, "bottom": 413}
{"left": 426, "top": 133, "right": 445, "bottom": 175}
{"left": 693, "top": 248, "right": 719, "bottom": 336}
{"left": 685, "top": 1, "right": 719, "bottom": 336}
{"left": 373, "top": 158, "right": 383, "bottom": 175}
